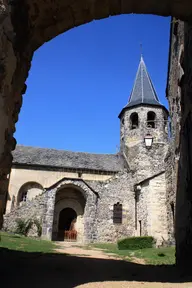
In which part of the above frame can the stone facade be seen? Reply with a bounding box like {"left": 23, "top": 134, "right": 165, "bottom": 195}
{"left": 136, "top": 172, "right": 168, "bottom": 245}
{"left": 6, "top": 164, "right": 115, "bottom": 214}
{"left": 4, "top": 169, "right": 169, "bottom": 245}
{"left": 3, "top": 54, "right": 170, "bottom": 244}
{"left": 120, "top": 105, "right": 169, "bottom": 179}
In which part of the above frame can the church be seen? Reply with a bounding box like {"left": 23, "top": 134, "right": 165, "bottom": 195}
{"left": 3, "top": 56, "right": 172, "bottom": 245}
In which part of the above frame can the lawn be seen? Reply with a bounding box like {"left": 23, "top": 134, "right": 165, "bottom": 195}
{"left": 0, "top": 231, "right": 55, "bottom": 253}
{"left": 88, "top": 243, "right": 175, "bottom": 265}
{"left": 0, "top": 232, "right": 175, "bottom": 265}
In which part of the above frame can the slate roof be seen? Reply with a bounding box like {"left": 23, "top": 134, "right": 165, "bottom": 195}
{"left": 119, "top": 56, "right": 168, "bottom": 117}
{"left": 12, "top": 145, "right": 124, "bottom": 172}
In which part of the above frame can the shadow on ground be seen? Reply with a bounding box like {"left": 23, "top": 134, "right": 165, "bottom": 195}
{"left": 0, "top": 248, "right": 191, "bottom": 288}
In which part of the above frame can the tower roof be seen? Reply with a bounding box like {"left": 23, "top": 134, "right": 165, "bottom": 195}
{"left": 119, "top": 56, "right": 168, "bottom": 118}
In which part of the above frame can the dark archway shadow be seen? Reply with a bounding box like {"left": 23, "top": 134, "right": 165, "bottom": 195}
{"left": 57, "top": 208, "right": 77, "bottom": 241}
{"left": 1, "top": 248, "right": 192, "bottom": 288}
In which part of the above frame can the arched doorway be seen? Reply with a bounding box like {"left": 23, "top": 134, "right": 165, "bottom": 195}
{"left": 52, "top": 185, "right": 86, "bottom": 242}
{"left": 57, "top": 208, "right": 77, "bottom": 241}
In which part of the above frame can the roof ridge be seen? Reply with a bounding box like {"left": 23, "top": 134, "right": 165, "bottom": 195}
{"left": 14, "top": 144, "right": 119, "bottom": 157}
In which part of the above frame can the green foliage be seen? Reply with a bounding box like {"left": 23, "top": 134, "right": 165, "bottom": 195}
{"left": 0, "top": 232, "right": 55, "bottom": 253}
{"left": 118, "top": 236, "right": 154, "bottom": 250}
{"left": 33, "top": 219, "right": 42, "bottom": 237}
{"left": 15, "top": 218, "right": 42, "bottom": 237}
{"left": 15, "top": 219, "right": 33, "bottom": 237}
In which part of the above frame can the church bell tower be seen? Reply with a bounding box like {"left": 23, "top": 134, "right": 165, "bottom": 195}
{"left": 118, "top": 56, "right": 169, "bottom": 177}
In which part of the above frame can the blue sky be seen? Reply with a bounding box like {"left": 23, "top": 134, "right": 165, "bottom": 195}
{"left": 15, "top": 14, "right": 171, "bottom": 154}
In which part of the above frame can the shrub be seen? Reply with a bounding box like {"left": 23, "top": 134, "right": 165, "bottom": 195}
{"left": 118, "top": 236, "right": 154, "bottom": 250}
{"left": 33, "top": 219, "right": 42, "bottom": 237}
{"left": 15, "top": 218, "right": 42, "bottom": 238}
{"left": 15, "top": 219, "right": 33, "bottom": 237}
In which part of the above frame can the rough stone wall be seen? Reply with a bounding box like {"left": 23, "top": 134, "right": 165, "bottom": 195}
{"left": 175, "top": 21, "right": 192, "bottom": 270}
{"left": 128, "top": 142, "right": 168, "bottom": 181}
{"left": 3, "top": 190, "right": 46, "bottom": 234}
{"left": 0, "top": 0, "right": 34, "bottom": 219}
{"left": 20, "top": 0, "right": 192, "bottom": 52}
{"left": 120, "top": 105, "right": 169, "bottom": 180}
{"left": 136, "top": 182, "right": 148, "bottom": 237}
{"left": 89, "top": 171, "right": 135, "bottom": 243}
{"left": 41, "top": 179, "right": 98, "bottom": 243}
{"left": 165, "top": 18, "right": 192, "bottom": 270}
{"left": 88, "top": 170, "right": 168, "bottom": 244}
{"left": 164, "top": 149, "right": 176, "bottom": 242}
{"left": 147, "top": 173, "right": 168, "bottom": 244}
{"left": 4, "top": 169, "right": 169, "bottom": 244}
{"left": 120, "top": 106, "right": 168, "bottom": 149}
{"left": 136, "top": 172, "right": 168, "bottom": 245}
{"left": 165, "top": 18, "right": 185, "bottom": 248}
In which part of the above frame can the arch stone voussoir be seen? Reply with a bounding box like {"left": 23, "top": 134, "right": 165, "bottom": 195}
{"left": 24, "top": 0, "right": 192, "bottom": 50}
{"left": 42, "top": 179, "right": 98, "bottom": 242}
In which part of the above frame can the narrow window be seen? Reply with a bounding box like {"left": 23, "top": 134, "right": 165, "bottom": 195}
{"left": 170, "top": 202, "right": 175, "bottom": 221}
{"left": 78, "top": 172, "right": 82, "bottom": 178}
{"left": 113, "top": 202, "right": 122, "bottom": 224}
{"left": 130, "top": 113, "right": 138, "bottom": 130}
{"left": 21, "top": 191, "right": 27, "bottom": 202}
{"left": 147, "top": 111, "right": 156, "bottom": 128}
{"left": 139, "top": 220, "right": 142, "bottom": 236}
{"left": 170, "top": 202, "right": 175, "bottom": 235}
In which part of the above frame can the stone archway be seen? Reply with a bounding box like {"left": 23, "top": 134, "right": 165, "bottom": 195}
{"left": 52, "top": 191, "right": 85, "bottom": 242}
{"left": 0, "top": 0, "right": 192, "bottom": 269}
{"left": 42, "top": 179, "right": 98, "bottom": 243}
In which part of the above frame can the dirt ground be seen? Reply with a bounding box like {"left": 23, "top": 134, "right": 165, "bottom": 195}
{"left": 54, "top": 242, "right": 146, "bottom": 264}
{"left": 1, "top": 242, "right": 192, "bottom": 288}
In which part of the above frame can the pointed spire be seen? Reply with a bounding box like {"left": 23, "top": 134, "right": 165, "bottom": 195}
{"left": 126, "top": 56, "right": 161, "bottom": 109}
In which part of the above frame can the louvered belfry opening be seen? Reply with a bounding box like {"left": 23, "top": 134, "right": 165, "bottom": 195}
{"left": 130, "top": 112, "right": 139, "bottom": 129}
{"left": 147, "top": 111, "right": 156, "bottom": 128}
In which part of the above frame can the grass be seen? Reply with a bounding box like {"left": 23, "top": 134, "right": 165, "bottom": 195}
{"left": 88, "top": 243, "right": 175, "bottom": 265}
{"left": 0, "top": 232, "right": 55, "bottom": 253}
{"left": 0, "top": 232, "right": 175, "bottom": 265}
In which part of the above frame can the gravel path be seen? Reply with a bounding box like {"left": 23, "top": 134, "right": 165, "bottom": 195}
{"left": 54, "top": 242, "right": 118, "bottom": 259}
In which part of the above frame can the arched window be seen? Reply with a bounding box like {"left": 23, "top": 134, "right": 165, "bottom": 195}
{"left": 113, "top": 202, "right": 122, "bottom": 224}
{"left": 130, "top": 113, "right": 139, "bottom": 130}
{"left": 147, "top": 111, "right": 156, "bottom": 128}
{"left": 17, "top": 182, "right": 43, "bottom": 205}
{"left": 21, "top": 191, "right": 27, "bottom": 202}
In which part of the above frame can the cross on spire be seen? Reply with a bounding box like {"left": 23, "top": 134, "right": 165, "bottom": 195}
{"left": 140, "top": 43, "right": 143, "bottom": 57}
